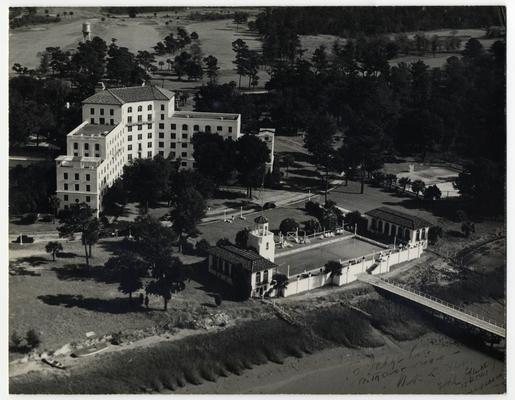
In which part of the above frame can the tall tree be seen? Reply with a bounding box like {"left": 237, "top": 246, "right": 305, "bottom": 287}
{"left": 234, "top": 134, "right": 270, "bottom": 198}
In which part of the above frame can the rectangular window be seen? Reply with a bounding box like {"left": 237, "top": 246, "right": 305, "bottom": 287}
{"left": 75, "top": 184, "right": 79, "bottom": 191}
{"left": 86, "top": 196, "right": 91, "bottom": 202}
{"left": 74, "top": 173, "right": 79, "bottom": 180}
{"left": 91, "top": 118, "right": 95, "bottom": 124}
{"left": 128, "top": 116, "right": 132, "bottom": 123}
{"left": 263, "top": 270, "right": 268, "bottom": 283}
{"left": 158, "top": 151, "right": 164, "bottom": 156}
{"left": 86, "top": 185, "right": 91, "bottom": 192}
{"left": 85, "top": 152, "right": 89, "bottom": 157}
{"left": 63, "top": 172, "right": 68, "bottom": 180}
{"left": 159, "top": 142, "right": 164, "bottom": 148}
{"left": 159, "top": 132, "right": 164, "bottom": 138}
{"left": 171, "top": 152, "right": 176, "bottom": 158}
{"left": 64, "top": 194, "right": 68, "bottom": 201}
{"left": 86, "top": 174, "right": 90, "bottom": 181}
{"left": 84, "top": 143, "right": 89, "bottom": 150}
{"left": 160, "top": 114, "right": 164, "bottom": 120}
{"left": 138, "top": 125, "right": 142, "bottom": 131}
{"left": 95, "top": 153, "right": 100, "bottom": 157}
{"left": 147, "top": 123, "right": 152, "bottom": 129}
{"left": 100, "top": 108, "right": 104, "bottom": 115}
{"left": 137, "top": 134, "right": 142, "bottom": 140}
{"left": 99, "top": 118, "right": 105, "bottom": 124}
{"left": 138, "top": 115, "right": 142, "bottom": 122}
{"left": 181, "top": 161, "right": 187, "bottom": 167}
{"left": 181, "top": 143, "right": 187, "bottom": 148}
{"left": 147, "top": 142, "right": 152, "bottom": 148}
{"left": 171, "top": 123, "right": 176, "bottom": 130}
{"left": 147, "top": 132, "right": 152, "bottom": 139}
{"left": 110, "top": 119, "right": 114, "bottom": 125}
{"left": 148, "top": 104, "right": 152, "bottom": 111}
{"left": 147, "top": 151, "right": 152, "bottom": 157}
{"left": 193, "top": 124, "right": 199, "bottom": 131}
{"left": 170, "top": 143, "right": 176, "bottom": 148}
{"left": 159, "top": 123, "right": 164, "bottom": 129}
{"left": 182, "top": 133, "right": 188, "bottom": 139}
{"left": 128, "top": 135, "right": 132, "bottom": 141}
{"left": 73, "top": 142, "right": 78, "bottom": 149}
{"left": 128, "top": 126, "right": 132, "bottom": 132}
{"left": 128, "top": 144, "right": 132, "bottom": 151}
{"left": 217, "top": 126, "right": 222, "bottom": 131}
{"left": 228, "top": 127, "right": 233, "bottom": 133}
{"left": 255, "top": 272, "right": 261, "bottom": 284}
{"left": 90, "top": 108, "right": 95, "bottom": 114}
{"left": 95, "top": 143, "right": 100, "bottom": 150}
{"left": 110, "top": 109, "right": 114, "bottom": 116}
{"left": 64, "top": 183, "right": 68, "bottom": 190}
{"left": 147, "top": 114, "right": 152, "bottom": 121}
{"left": 181, "top": 152, "right": 187, "bottom": 157}
{"left": 161, "top": 104, "right": 165, "bottom": 110}
{"left": 171, "top": 133, "right": 176, "bottom": 139}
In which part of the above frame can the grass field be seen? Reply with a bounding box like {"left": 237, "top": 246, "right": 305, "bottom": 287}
{"left": 275, "top": 237, "right": 384, "bottom": 276}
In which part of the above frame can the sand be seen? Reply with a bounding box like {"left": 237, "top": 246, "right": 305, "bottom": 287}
{"left": 174, "top": 332, "right": 505, "bottom": 394}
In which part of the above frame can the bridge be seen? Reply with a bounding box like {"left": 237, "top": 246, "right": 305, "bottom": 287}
{"left": 357, "top": 274, "right": 506, "bottom": 339}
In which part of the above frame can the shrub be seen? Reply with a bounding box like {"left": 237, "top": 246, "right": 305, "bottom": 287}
{"left": 303, "top": 219, "right": 321, "bottom": 234}
{"left": 279, "top": 218, "right": 299, "bottom": 235}
{"left": 305, "top": 200, "right": 321, "bottom": 218}
{"left": 10, "top": 331, "right": 23, "bottom": 350}
{"left": 22, "top": 213, "right": 38, "bottom": 224}
{"left": 26, "top": 329, "right": 41, "bottom": 349}
{"left": 196, "top": 239, "right": 211, "bottom": 256}
{"left": 214, "top": 294, "right": 222, "bottom": 306}
{"left": 428, "top": 226, "right": 443, "bottom": 245}
{"left": 111, "top": 331, "right": 123, "bottom": 345}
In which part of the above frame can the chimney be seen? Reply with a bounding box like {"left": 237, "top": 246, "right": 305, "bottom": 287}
{"left": 94, "top": 82, "right": 106, "bottom": 93}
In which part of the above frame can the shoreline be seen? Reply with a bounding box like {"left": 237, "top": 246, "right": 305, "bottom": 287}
{"left": 173, "top": 332, "right": 505, "bottom": 394}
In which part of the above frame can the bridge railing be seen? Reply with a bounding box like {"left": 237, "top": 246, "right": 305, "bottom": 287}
{"left": 378, "top": 277, "right": 505, "bottom": 329}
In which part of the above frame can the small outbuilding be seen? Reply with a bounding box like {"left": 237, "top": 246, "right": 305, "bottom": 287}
{"left": 207, "top": 244, "right": 278, "bottom": 298}
{"left": 364, "top": 206, "right": 431, "bottom": 245}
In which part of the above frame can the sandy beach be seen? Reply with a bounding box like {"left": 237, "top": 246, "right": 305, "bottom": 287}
{"left": 174, "top": 332, "right": 505, "bottom": 394}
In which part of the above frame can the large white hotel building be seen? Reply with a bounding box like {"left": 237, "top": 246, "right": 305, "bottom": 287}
{"left": 55, "top": 85, "right": 273, "bottom": 214}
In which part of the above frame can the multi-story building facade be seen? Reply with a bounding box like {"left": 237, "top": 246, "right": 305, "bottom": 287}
{"left": 55, "top": 85, "right": 243, "bottom": 214}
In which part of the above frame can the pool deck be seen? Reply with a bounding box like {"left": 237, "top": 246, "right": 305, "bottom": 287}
{"left": 275, "top": 236, "right": 385, "bottom": 277}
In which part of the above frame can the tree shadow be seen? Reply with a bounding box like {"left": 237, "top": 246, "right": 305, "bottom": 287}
{"left": 187, "top": 261, "right": 241, "bottom": 301}
{"left": 446, "top": 230, "right": 465, "bottom": 238}
{"left": 56, "top": 252, "right": 79, "bottom": 259}
{"left": 52, "top": 263, "right": 118, "bottom": 284}
{"left": 37, "top": 294, "right": 146, "bottom": 314}
{"left": 12, "top": 256, "right": 48, "bottom": 266}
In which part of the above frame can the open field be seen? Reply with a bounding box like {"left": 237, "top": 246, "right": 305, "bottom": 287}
{"left": 276, "top": 237, "right": 384, "bottom": 276}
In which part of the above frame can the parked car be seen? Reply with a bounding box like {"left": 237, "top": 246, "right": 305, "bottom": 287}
{"left": 263, "top": 202, "right": 276, "bottom": 210}
{"left": 13, "top": 235, "right": 34, "bottom": 244}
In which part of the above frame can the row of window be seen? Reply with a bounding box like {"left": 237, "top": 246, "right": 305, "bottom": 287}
{"left": 91, "top": 118, "right": 115, "bottom": 125}
{"left": 74, "top": 142, "right": 100, "bottom": 151}
{"left": 63, "top": 195, "right": 92, "bottom": 203}
{"left": 169, "top": 123, "right": 232, "bottom": 133}
{"left": 127, "top": 104, "right": 166, "bottom": 113}
{"left": 127, "top": 152, "right": 191, "bottom": 167}
{"left": 127, "top": 114, "right": 163, "bottom": 123}
{"left": 90, "top": 108, "right": 114, "bottom": 116}
{"left": 127, "top": 133, "right": 192, "bottom": 142}
{"left": 255, "top": 270, "right": 269, "bottom": 285}
{"left": 63, "top": 183, "right": 92, "bottom": 192}
{"left": 63, "top": 172, "right": 90, "bottom": 181}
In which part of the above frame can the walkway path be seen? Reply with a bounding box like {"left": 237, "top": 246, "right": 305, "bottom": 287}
{"left": 357, "top": 274, "right": 506, "bottom": 338}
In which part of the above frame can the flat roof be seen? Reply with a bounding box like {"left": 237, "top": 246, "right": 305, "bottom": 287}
{"left": 71, "top": 124, "right": 116, "bottom": 137}
{"left": 173, "top": 111, "right": 240, "bottom": 121}
{"left": 275, "top": 236, "right": 384, "bottom": 277}
{"left": 365, "top": 207, "right": 431, "bottom": 230}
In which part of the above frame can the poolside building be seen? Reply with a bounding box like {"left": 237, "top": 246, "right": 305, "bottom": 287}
{"left": 364, "top": 207, "right": 431, "bottom": 246}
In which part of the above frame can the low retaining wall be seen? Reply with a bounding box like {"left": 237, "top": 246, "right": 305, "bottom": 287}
{"left": 281, "top": 242, "right": 425, "bottom": 297}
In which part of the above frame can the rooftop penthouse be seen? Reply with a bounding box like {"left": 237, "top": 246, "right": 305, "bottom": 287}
{"left": 172, "top": 111, "right": 240, "bottom": 121}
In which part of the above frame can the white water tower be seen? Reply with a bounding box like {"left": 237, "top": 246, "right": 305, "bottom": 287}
{"left": 82, "top": 22, "right": 91, "bottom": 42}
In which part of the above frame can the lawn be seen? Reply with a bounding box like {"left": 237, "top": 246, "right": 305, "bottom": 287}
{"left": 8, "top": 237, "right": 265, "bottom": 355}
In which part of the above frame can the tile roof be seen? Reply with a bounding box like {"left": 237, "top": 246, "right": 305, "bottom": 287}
{"left": 365, "top": 207, "right": 431, "bottom": 230}
{"left": 207, "top": 245, "right": 277, "bottom": 273}
{"left": 71, "top": 123, "right": 116, "bottom": 137}
{"left": 83, "top": 85, "right": 175, "bottom": 105}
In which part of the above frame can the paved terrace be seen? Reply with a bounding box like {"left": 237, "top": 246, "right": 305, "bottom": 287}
{"left": 358, "top": 274, "right": 506, "bottom": 338}
{"left": 275, "top": 235, "right": 385, "bottom": 277}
